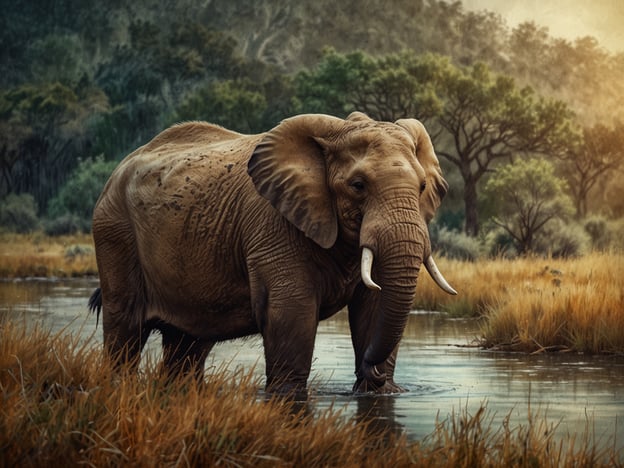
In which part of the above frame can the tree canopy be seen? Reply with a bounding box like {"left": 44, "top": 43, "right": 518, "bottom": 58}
{"left": 484, "top": 158, "right": 574, "bottom": 255}
{"left": 1, "top": 0, "right": 622, "bottom": 243}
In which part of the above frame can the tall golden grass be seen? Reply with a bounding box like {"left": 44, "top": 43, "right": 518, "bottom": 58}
{"left": 0, "top": 320, "right": 620, "bottom": 466}
{"left": 0, "top": 232, "right": 97, "bottom": 278}
{"left": 416, "top": 253, "right": 624, "bottom": 354}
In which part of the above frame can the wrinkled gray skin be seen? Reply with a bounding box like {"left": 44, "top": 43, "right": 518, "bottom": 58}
{"left": 89, "top": 112, "right": 451, "bottom": 395}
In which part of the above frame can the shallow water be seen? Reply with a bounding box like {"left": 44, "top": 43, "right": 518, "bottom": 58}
{"left": 1, "top": 278, "right": 623, "bottom": 449}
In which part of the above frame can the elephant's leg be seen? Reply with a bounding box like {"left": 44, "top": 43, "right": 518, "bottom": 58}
{"left": 102, "top": 313, "right": 152, "bottom": 372}
{"left": 160, "top": 324, "right": 214, "bottom": 382}
{"left": 95, "top": 223, "right": 151, "bottom": 372}
{"left": 379, "top": 346, "right": 407, "bottom": 393}
{"left": 260, "top": 298, "right": 319, "bottom": 397}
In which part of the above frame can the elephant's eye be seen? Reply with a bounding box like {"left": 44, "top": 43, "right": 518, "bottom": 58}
{"left": 350, "top": 179, "right": 366, "bottom": 193}
{"left": 420, "top": 181, "right": 427, "bottom": 194}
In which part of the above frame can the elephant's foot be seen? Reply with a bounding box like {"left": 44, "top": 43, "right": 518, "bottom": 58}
{"left": 352, "top": 378, "right": 408, "bottom": 394}
{"left": 265, "top": 380, "right": 309, "bottom": 401}
{"left": 353, "top": 360, "right": 407, "bottom": 394}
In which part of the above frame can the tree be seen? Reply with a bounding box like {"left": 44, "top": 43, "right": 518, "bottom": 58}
{"left": 557, "top": 122, "right": 624, "bottom": 218}
{"left": 0, "top": 193, "right": 39, "bottom": 233}
{"left": 295, "top": 49, "right": 441, "bottom": 122}
{"left": 175, "top": 79, "right": 267, "bottom": 133}
{"left": 0, "top": 81, "right": 109, "bottom": 207}
{"left": 431, "top": 59, "right": 576, "bottom": 236}
{"left": 295, "top": 49, "right": 373, "bottom": 117}
{"left": 47, "top": 156, "right": 118, "bottom": 223}
{"left": 484, "top": 158, "right": 574, "bottom": 255}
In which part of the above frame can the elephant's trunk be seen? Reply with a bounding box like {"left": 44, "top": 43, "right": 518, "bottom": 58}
{"left": 358, "top": 211, "right": 427, "bottom": 385}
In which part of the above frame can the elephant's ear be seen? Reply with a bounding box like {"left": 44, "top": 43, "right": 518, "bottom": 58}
{"left": 248, "top": 114, "right": 345, "bottom": 249}
{"left": 395, "top": 118, "right": 448, "bottom": 223}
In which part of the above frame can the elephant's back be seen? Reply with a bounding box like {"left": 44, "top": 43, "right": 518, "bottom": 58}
{"left": 93, "top": 122, "right": 265, "bottom": 304}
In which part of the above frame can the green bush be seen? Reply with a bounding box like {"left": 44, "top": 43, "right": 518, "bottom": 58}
{"left": 534, "top": 219, "right": 590, "bottom": 258}
{"left": 483, "top": 226, "right": 518, "bottom": 258}
{"left": 431, "top": 226, "right": 483, "bottom": 261}
{"left": 583, "top": 215, "right": 622, "bottom": 251}
{"left": 582, "top": 216, "right": 624, "bottom": 252}
{"left": 0, "top": 193, "right": 39, "bottom": 233}
{"left": 43, "top": 214, "right": 86, "bottom": 236}
{"left": 47, "top": 156, "right": 117, "bottom": 230}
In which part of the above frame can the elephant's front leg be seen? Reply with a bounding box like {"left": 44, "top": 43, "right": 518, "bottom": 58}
{"left": 348, "top": 284, "right": 407, "bottom": 394}
{"left": 259, "top": 290, "right": 319, "bottom": 398}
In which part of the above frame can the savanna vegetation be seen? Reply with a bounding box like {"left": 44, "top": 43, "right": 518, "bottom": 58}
{"left": 1, "top": 320, "right": 620, "bottom": 466}
{"left": 1, "top": 1, "right": 623, "bottom": 462}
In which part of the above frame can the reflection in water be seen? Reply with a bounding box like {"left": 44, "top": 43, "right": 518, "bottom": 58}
{"left": 1, "top": 279, "right": 623, "bottom": 449}
{"left": 354, "top": 394, "right": 404, "bottom": 440}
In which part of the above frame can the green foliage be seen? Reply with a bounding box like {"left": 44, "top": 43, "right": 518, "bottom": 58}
{"left": 295, "top": 49, "right": 442, "bottom": 122}
{"left": 47, "top": 157, "right": 118, "bottom": 229}
{"left": 0, "top": 193, "right": 39, "bottom": 233}
{"left": 583, "top": 216, "right": 624, "bottom": 252}
{"left": 0, "top": 81, "right": 110, "bottom": 207}
{"left": 534, "top": 219, "right": 589, "bottom": 258}
{"left": 295, "top": 49, "right": 373, "bottom": 117}
{"left": 1, "top": 0, "right": 622, "bottom": 243}
{"left": 484, "top": 158, "right": 574, "bottom": 255}
{"left": 431, "top": 59, "right": 577, "bottom": 236}
{"left": 557, "top": 122, "right": 624, "bottom": 218}
{"left": 175, "top": 80, "right": 267, "bottom": 133}
{"left": 431, "top": 226, "right": 482, "bottom": 261}
{"left": 43, "top": 214, "right": 84, "bottom": 236}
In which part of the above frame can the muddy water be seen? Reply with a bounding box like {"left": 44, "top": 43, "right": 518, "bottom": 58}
{"left": 1, "top": 278, "right": 623, "bottom": 449}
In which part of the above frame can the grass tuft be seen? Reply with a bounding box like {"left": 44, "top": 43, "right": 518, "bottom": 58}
{"left": 416, "top": 252, "right": 624, "bottom": 354}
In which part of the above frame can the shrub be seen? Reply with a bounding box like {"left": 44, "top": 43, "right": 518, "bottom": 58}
{"left": 483, "top": 226, "right": 517, "bottom": 258}
{"left": 47, "top": 156, "right": 117, "bottom": 229}
{"left": 584, "top": 215, "right": 624, "bottom": 252}
{"left": 534, "top": 219, "right": 590, "bottom": 258}
{"left": 431, "top": 227, "right": 482, "bottom": 261}
{"left": 0, "top": 193, "right": 39, "bottom": 233}
{"left": 483, "top": 158, "right": 574, "bottom": 255}
{"left": 43, "top": 214, "right": 86, "bottom": 236}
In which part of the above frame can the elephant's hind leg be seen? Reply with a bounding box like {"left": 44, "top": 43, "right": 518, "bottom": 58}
{"left": 103, "top": 317, "right": 152, "bottom": 372}
{"left": 159, "top": 324, "right": 214, "bottom": 382}
{"left": 94, "top": 219, "right": 151, "bottom": 372}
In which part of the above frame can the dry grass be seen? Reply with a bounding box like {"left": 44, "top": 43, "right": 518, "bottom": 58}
{"left": 416, "top": 253, "right": 624, "bottom": 354}
{"left": 0, "top": 320, "right": 621, "bottom": 467}
{"left": 0, "top": 232, "right": 97, "bottom": 278}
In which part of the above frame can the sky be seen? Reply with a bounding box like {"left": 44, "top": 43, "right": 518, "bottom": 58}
{"left": 462, "top": 0, "right": 624, "bottom": 53}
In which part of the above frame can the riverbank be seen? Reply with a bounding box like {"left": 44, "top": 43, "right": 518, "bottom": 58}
{"left": 2, "top": 233, "right": 623, "bottom": 354}
{"left": 0, "top": 232, "right": 97, "bottom": 278}
{"left": 415, "top": 252, "right": 624, "bottom": 354}
{"left": 0, "top": 320, "right": 619, "bottom": 466}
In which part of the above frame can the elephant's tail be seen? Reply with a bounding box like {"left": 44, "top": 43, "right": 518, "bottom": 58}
{"left": 88, "top": 288, "right": 102, "bottom": 326}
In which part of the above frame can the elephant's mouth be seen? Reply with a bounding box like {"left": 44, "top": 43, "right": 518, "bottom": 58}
{"left": 360, "top": 247, "right": 457, "bottom": 295}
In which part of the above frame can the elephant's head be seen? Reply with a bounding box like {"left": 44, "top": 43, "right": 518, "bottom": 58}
{"left": 248, "top": 112, "right": 456, "bottom": 385}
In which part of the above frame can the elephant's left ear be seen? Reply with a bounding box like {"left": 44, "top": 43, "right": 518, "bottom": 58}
{"left": 395, "top": 118, "right": 448, "bottom": 223}
{"left": 248, "top": 114, "right": 345, "bottom": 249}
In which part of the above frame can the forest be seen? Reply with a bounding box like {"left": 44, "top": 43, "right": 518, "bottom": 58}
{"left": 1, "top": 0, "right": 623, "bottom": 257}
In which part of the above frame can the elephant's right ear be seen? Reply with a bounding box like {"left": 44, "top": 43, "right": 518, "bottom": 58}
{"left": 247, "top": 114, "right": 345, "bottom": 249}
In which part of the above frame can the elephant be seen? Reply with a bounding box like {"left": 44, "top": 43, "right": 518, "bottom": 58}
{"left": 88, "top": 111, "right": 456, "bottom": 396}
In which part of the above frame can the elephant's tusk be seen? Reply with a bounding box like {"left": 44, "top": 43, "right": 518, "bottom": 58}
{"left": 361, "top": 247, "right": 382, "bottom": 291}
{"left": 425, "top": 256, "right": 457, "bottom": 295}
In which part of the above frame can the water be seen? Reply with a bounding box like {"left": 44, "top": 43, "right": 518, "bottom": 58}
{"left": 1, "top": 278, "right": 623, "bottom": 449}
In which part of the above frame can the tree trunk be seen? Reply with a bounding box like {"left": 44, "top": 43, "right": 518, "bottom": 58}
{"left": 463, "top": 178, "right": 479, "bottom": 237}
